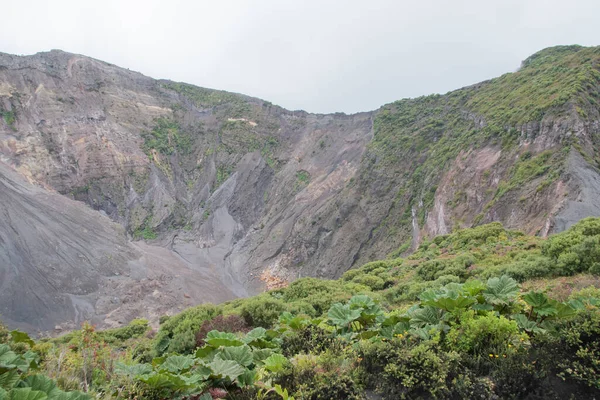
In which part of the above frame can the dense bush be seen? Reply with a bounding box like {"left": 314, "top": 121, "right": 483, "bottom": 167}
{"left": 555, "top": 311, "right": 600, "bottom": 388}
{"left": 357, "top": 340, "right": 459, "bottom": 399}
{"left": 153, "top": 304, "right": 220, "bottom": 355}
{"left": 99, "top": 318, "right": 150, "bottom": 345}
{"left": 277, "top": 351, "right": 363, "bottom": 400}
{"left": 281, "top": 278, "right": 353, "bottom": 315}
{"left": 543, "top": 217, "right": 600, "bottom": 275}
{"left": 280, "top": 325, "right": 340, "bottom": 357}
{"left": 241, "top": 295, "right": 287, "bottom": 328}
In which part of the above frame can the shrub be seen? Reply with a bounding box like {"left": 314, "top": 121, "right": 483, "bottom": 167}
{"left": 195, "top": 315, "right": 250, "bottom": 347}
{"left": 351, "top": 274, "right": 385, "bottom": 290}
{"left": 543, "top": 217, "right": 600, "bottom": 275}
{"left": 99, "top": 319, "right": 149, "bottom": 345}
{"left": 282, "top": 278, "right": 352, "bottom": 315}
{"left": 480, "top": 255, "right": 556, "bottom": 282}
{"left": 491, "top": 351, "right": 545, "bottom": 399}
{"left": 446, "top": 311, "right": 523, "bottom": 358}
{"left": 357, "top": 340, "right": 459, "bottom": 399}
{"left": 280, "top": 325, "right": 339, "bottom": 357}
{"left": 555, "top": 311, "right": 600, "bottom": 389}
{"left": 277, "top": 350, "right": 362, "bottom": 399}
{"left": 0, "top": 321, "right": 8, "bottom": 344}
{"left": 241, "top": 295, "right": 286, "bottom": 328}
{"left": 154, "top": 304, "right": 219, "bottom": 355}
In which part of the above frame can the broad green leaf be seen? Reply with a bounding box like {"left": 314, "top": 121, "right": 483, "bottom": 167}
{"left": 0, "top": 346, "right": 21, "bottom": 370}
{"left": 350, "top": 320, "right": 364, "bottom": 332}
{"left": 19, "top": 375, "right": 57, "bottom": 395}
{"left": 568, "top": 299, "right": 585, "bottom": 310}
{"left": 430, "top": 295, "right": 475, "bottom": 312}
{"left": 151, "top": 357, "right": 166, "bottom": 368}
{"left": 523, "top": 292, "right": 558, "bottom": 316}
{"left": 205, "top": 331, "right": 244, "bottom": 347}
{"left": 215, "top": 345, "right": 253, "bottom": 367}
{"left": 262, "top": 353, "right": 289, "bottom": 373}
{"left": 194, "top": 347, "right": 217, "bottom": 360}
{"left": 381, "top": 314, "right": 404, "bottom": 327}
{"left": 22, "top": 352, "right": 39, "bottom": 371}
{"left": 236, "top": 369, "right": 256, "bottom": 388}
{"left": 551, "top": 303, "right": 577, "bottom": 319}
{"left": 409, "top": 306, "right": 442, "bottom": 328}
{"left": 47, "top": 390, "right": 91, "bottom": 400}
{"left": 265, "top": 330, "right": 281, "bottom": 340}
{"left": 252, "top": 349, "right": 274, "bottom": 365}
{"left": 278, "top": 312, "right": 295, "bottom": 325}
{"left": 161, "top": 355, "right": 194, "bottom": 373}
{"left": 327, "top": 304, "right": 361, "bottom": 327}
{"left": 409, "top": 327, "right": 431, "bottom": 340}
{"left": 419, "top": 289, "right": 438, "bottom": 304}
{"left": 7, "top": 388, "right": 47, "bottom": 400}
{"left": 155, "top": 337, "right": 170, "bottom": 354}
{"left": 393, "top": 321, "right": 410, "bottom": 335}
{"left": 348, "top": 295, "right": 376, "bottom": 310}
{"left": 338, "top": 332, "right": 357, "bottom": 341}
{"left": 180, "top": 372, "right": 210, "bottom": 386}
{"left": 483, "top": 275, "right": 519, "bottom": 306}
{"left": 9, "top": 332, "right": 34, "bottom": 348}
{"left": 274, "top": 384, "right": 294, "bottom": 400}
{"left": 114, "top": 362, "right": 153, "bottom": 377}
{"left": 462, "top": 280, "right": 486, "bottom": 296}
{"left": 513, "top": 314, "right": 545, "bottom": 334}
{"left": 243, "top": 328, "right": 267, "bottom": 344}
{"left": 0, "top": 371, "right": 20, "bottom": 390}
{"left": 207, "top": 359, "right": 245, "bottom": 381}
{"left": 0, "top": 347, "right": 12, "bottom": 361}
{"left": 198, "top": 394, "right": 212, "bottom": 400}
{"left": 358, "top": 331, "right": 379, "bottom": 340}
{"left": 286, "top": 315, "right": 310, "bottom": 331}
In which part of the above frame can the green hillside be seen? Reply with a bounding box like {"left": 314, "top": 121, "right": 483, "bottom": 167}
{"left": 2, "top": 218, "right": 600, "bottom": 399}
{"left": 354, "top": 45, "right": 600, "bottom": 258}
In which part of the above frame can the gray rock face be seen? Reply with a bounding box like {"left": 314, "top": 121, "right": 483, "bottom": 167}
{"left": 0, "top": 50, "right": 374, "bottom": 332}
{"left": 553, "top": 151, "right": 600, "bottom": 232}
{"left": 0, "top": 161, "right": 236, "bottom": 333}
{"left": 1, "top": 49, "right": 600, "bottom": 333}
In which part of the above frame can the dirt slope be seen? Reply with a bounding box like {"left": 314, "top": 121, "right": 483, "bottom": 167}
{"left": 0, "top": 161, "right": 235, "bottom": 333}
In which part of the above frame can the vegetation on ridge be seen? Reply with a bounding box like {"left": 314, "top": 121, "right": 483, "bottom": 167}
{"left": 355, "top": 45, "right": 600, "bottom": 257}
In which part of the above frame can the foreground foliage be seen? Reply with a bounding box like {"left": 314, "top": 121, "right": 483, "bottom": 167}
{"left": 2, "top": 219, "right": 600, "bottom": 399}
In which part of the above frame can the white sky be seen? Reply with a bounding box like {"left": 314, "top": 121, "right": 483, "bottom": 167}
{"left": 1, "top": 0, "right": 599, "bottom": 113}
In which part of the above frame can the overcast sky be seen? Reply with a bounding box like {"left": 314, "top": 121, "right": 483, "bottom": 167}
{"left": 1, "top": 0, "right": 599, "bottom": 113}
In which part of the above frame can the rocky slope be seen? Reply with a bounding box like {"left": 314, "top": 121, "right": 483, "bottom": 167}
{"left": 1, "top": 45, "right": 600, "bottom": 332}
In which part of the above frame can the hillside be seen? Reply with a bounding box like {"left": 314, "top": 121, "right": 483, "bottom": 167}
{"left": 1, "top": 45, "right": 600, "bottom": 332}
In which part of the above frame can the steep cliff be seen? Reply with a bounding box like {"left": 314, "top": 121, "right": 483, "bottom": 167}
{"left": 1, "top": 45, "right": 600, "bottom": 332}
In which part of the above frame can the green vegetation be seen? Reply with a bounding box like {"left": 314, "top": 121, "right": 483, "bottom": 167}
{"left": 363, "top": 46, "right": 600, "bottom": 250}
{"left": 141, "top": 118, "right": 193, "bottom": 157}
{"left": 3, "top": 219, "right": 600, "bottom": 398}
{"left": 133, "top": 216, "right": 157, "bottom": 240}
{"left": 165, "top": 81, "right": 281, "bottom": 170}
{"left": 215, "top": 165, "right": 232, "bottom": 188}
{"left": 1, "top": 110, "right": 16, "bottom": 130}
{"left": 294, "top": 170, "right": 310, "bottom": 191}
{"left": 0, "top": 323, "right": 91, "bottom": 399}
{"left": 163, "top": 82, "right": 248, "bottom": 110}
{"left": 467, "top": 46, "right": 600, "bottom": 125}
